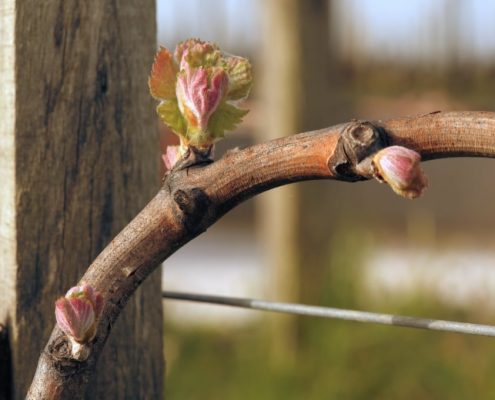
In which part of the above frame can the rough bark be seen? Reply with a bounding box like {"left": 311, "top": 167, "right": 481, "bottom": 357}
{"left": 0, "top": 1, "right": 163, "bottom": 398}
{"left": 27, "top": 111, "right": 495, "bottom": 398}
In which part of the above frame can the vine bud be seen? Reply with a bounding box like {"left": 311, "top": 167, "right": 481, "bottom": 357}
{"left": 55, "top": 284, "right": 103, "bottom": 360}
{"left": 176, "top": 63, "right": 228, "bottom": 141}
{"left": 162, "top": 145, "right": 181, "bottom": 170}
{"left": 372, "top": 145, "right": 428, "bottom": 199}
{"left": 149, "top": 38, "right": 252, "bottom": 154}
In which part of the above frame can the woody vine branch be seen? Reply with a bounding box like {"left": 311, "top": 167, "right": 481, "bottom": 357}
{"left": 26, "top": 39, "right": 495, "bottom": 399}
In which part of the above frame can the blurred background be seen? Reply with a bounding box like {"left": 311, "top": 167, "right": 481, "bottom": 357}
{"left": 159, "top": 1, "right": 495, "bottom": 398}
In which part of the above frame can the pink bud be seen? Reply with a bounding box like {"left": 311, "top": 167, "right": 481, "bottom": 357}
{"left": 55, "top": 297, "right": 95, "bottom": 343}
{"left": 176, "top": 63, "right": 228, "bottom": 133}
{"left": 55, "top": 284, "right": 103, "bottom": 343}
{"left": 372, "top": 146, "right": 428, "bottom": 199}
{"left": 162, "top": 145, "right": 181, "bottom": 170}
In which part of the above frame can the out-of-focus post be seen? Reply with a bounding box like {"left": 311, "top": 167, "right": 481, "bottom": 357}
{"left": 259, "top": 0, "right": 332, "bottom": 365}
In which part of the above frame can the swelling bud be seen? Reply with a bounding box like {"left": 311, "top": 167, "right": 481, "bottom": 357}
{"left": 55, "top": 284, "right": 104, "bottom": 360}
{"left": 372, "top": 145, "right": 428, "bottom": 199}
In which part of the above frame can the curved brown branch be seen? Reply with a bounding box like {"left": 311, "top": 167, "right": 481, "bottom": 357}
{"left": 386, "top": 111, "right": 495, "bottom": 159}
{"left": 27, "top": 111, "right": 495, "bottom": 398}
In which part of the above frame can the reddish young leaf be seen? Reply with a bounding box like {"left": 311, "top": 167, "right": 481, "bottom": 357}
{"left": 148, "top": 46, "right": 177, "bottom": 100}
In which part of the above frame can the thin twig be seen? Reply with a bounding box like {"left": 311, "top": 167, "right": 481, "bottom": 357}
{"left": 163, "top": 291, "right": 495, "bottom": 338}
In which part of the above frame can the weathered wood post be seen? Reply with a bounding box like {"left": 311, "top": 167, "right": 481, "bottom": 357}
{"left": 0, "top": 1, "right": 164, "bottom": 398}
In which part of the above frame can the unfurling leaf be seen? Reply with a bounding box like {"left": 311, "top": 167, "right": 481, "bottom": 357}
{"left": 222, "top": 56, "right": 253, "bottom": 101}
{"left": 208, "top": 102, "right": 249, "bottom": 141}
{"left": 175, "top": 39, "right": 221, "bottom": 69}
{"left": 176, "top": 64, "right": 228, "bottom": 136}
{"left": 149, "top": 47, "right": 178, "bottom": 100}
{"left": 149, "top": 38, "right": 252, "bottom": 155}
{"left": 157, "top": 100, "right": 187, "bottom": 136}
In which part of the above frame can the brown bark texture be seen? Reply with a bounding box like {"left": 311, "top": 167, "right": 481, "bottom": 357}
{"left": 0, "top": 1, "right": 163, "bottom": 399}
{"left": 26, "top": 111, "right": 495, "bottom": 398}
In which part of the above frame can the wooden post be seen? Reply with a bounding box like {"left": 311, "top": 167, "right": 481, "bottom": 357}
{"left": 259, "top": 0, "right": 332, "bottom": 364}
{"left": 0, "top": 1, "right": 163, "bottom": 398}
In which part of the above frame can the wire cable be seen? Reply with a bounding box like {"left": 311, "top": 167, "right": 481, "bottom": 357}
{"left": 162, "top": 290, "right": 495, "bottom": 337}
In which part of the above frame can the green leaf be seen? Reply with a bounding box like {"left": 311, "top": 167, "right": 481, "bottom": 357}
{"left": 157, "top": 100, "right": 186, "bottom": 136}
{"left": 222, "top": 57, "right": 253, "bottom": 100}
{"left": 207, "top": 102, "right": 249, "bottom": 140}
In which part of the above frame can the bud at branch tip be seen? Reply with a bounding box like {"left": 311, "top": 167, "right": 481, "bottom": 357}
{"left": 149, "top": 38, "right": 252, "bottom": 165}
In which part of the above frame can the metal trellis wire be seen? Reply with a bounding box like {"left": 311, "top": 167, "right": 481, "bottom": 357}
{"left": 162, "top": 291, "right": 495, "bottom": 338}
